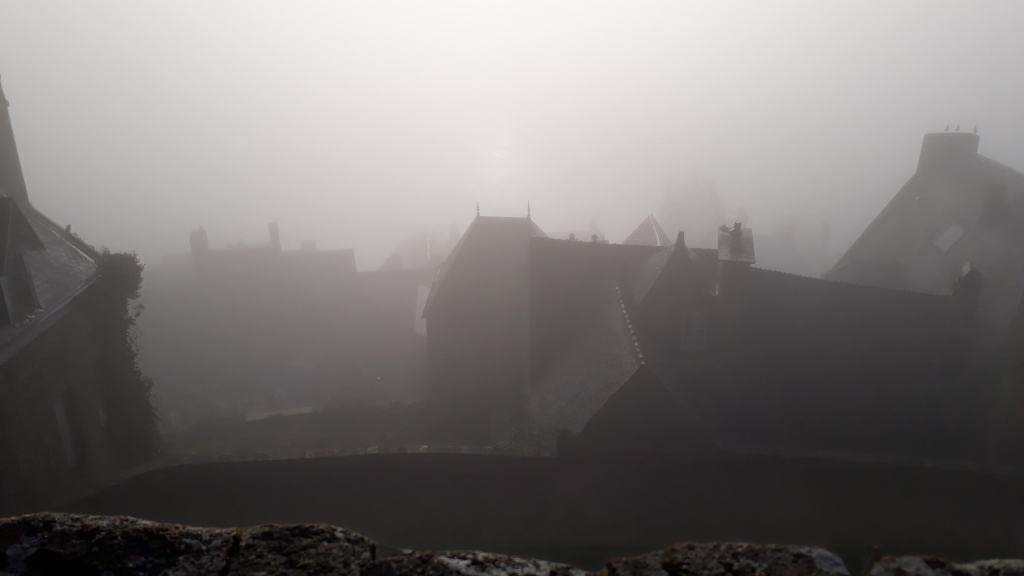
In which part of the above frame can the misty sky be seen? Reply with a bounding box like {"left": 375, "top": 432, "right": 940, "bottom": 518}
{"left": 1, "top": 1, "right": 1022, "bottom": 269}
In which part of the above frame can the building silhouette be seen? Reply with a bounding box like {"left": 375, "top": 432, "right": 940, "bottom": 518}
{"left": 0, "top": 77, "right": 154, "bottom": 511}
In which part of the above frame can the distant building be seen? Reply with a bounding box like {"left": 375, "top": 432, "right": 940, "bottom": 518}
{"left": 0, "top": 77, "right": 154, "bottom": 511}
{"left": 380, "top": 227, "right": 460, "bottom": 271}
{"left": 142, "top": 223, "right": 432, "bottom": 430}
{"left": 623, "top": 214, "right": 671, "bottom": 247}
{"left": 423, "top": 215, "right": 547, "bottom": 442}
{"left": 425, "top": 209, "right": 979, "bottom": 461}
{"left": 829, "top": 131, "right": 1024, "bottom": 336}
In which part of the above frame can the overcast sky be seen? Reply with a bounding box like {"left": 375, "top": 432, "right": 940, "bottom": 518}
{"left": 1, "top": 1, "right": 1022, "bottom": 268}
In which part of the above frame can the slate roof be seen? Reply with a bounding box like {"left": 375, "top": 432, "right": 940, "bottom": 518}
{"left": 628, "top": 248, "right": 672, "bottom": 305}
{"left": 576, "top": 364, "right": 709, "bottom": 451}
{"left": 0, "top": 203, "right": 98, "bottom": 363}
{"left": 828, "top": 132, "right": 1024, "bottom": 330}
{"left": 526, "top": 274, "right": 639, "bottom": 451}
{"left": 623, "top": 214, "right": 670, "bottom": 247}
{"left": 676, "top": 265, "right": 968, "bottom": 459}
{"left": 526, "top": 238, "right": 665, "bottom": 451}
{"left": 0, "top": 78, "right": 99, "bottom": 363}
{"left": 423, "top": 216, "right": 545, "bottom": 319}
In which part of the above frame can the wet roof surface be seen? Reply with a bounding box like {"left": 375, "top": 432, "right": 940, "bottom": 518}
{"left": 0, "top": 203, "right": 97, "bottom": 361}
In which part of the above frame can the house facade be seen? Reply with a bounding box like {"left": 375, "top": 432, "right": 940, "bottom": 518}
{"left": 0, "top": 77, "right": 156, "bottom": 512}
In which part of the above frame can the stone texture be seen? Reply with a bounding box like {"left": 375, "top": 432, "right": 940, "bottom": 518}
{"left": 869, "top": 556, "right": 1024, "bottom": 576}
{"left": 0, "top": 513, "right": 374, "bottom": 576}
{"left": 0, "top": 512, "right": 233, "bottom": 575}
{"left": 227, "top": 524, "right": 375, "bottom": 576}
{"left": 601, "top": 542, "right": 851, "bottom": 576}
{"left": 370, "top": 550, "right": 586, "bottom": 576}
{"left": 6, "top": 513, "right": 1024, "bottom": 576}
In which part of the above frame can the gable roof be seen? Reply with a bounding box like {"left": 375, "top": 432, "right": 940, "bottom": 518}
{"left": 0, "top": 76, "right": 99, "bottom": 363}
{"left": 0, "top": 77, "right": 29, "bottom": 205}
{"left": 423, "top": 216, "right": 546, "bottom": 318}
{"left": 0, "top": 196, "right": 43, "bottom": 273}
{"left": 828, "top": 131, "right": 1024, "bottom": 329}
{"left": 526, "top": 270, "right": 640, "bottom": 453}
{"left": 623, "top": 214, "right": 670, "bottom": 247}
{"left": 0, "top": 202, "right": 98, "bottom": 363}
{"left": 526, "top": 237, "right": 664, "bottom": 452}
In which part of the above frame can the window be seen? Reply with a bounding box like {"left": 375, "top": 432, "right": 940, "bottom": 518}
{"left": 933, "top": 224, "right": 964, "bottom": 253}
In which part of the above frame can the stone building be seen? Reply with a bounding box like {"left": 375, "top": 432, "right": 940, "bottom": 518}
{"left": 0, "top": 77, "right": 154, "bottom": 512}
{"left": 142, "top": 224, "right": 434, "bottom": 430}
{"left": 829, "top": 131, "right": 1024, "bottom": 338}
{"left": 424, "top": 204, "right": 981, "bottom": 461}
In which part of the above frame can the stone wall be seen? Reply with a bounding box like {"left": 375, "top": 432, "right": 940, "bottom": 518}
{"left": 64, "top": 453, "right": 1024, "bottom": 569}
{"left": 0, "top": 287, "right": 114, "bottom": 513}
{"left": 2, "top": 513, "right": 1021, "bottom": 576}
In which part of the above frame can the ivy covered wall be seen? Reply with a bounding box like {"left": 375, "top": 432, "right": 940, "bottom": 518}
{"left": 0, "top": 252, "right": 157, "bottom": 513}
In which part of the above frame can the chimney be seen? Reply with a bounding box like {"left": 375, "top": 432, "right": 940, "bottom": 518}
{"left": 718, "top": 222, "right": 755, "bottom": 265}
{"left": 717, "top": 222, "right": 755, "bottom": 302}
{"left": 953, "top": 261, "right": 983, "bottom": 320}
{"left": 268, "top": 221, "right": 281, "bottom": 252}
{"left": 189, "top": 226, "right": 209, "bottom": 255}
{"left": 917, "top": 131, "right": 980, "bottom": 174}
{"left": 0, "top": 75, "right": 30, "bottom": 206}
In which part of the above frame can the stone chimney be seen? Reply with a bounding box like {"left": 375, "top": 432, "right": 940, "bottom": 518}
{"left": 189, "top": 226, "right": 209, "bottom": 255}
{"left": 717, "top": 222, "right": 755, "bottom": 301}
{"left": 268, "top": 221, "right": 281, "bottom": 252}
{"left": 917, "top": 132, "right": 980, "bottom": 174}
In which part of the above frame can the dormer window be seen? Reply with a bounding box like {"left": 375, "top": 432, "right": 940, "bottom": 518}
{"left": 932, "top": 224, "right": 964, "bottom": 253}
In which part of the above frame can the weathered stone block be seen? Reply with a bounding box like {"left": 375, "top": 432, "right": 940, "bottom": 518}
{"left": 370, "top": 550, "right": 586, "bottom": 576}
{"left": 868, "top": 556, "right": 1024, "bottom": 576}
{"left": 602, "top": 542, "right": 850, "bottom": 576}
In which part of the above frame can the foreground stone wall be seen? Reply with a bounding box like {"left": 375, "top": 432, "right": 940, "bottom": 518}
{"left": 0, "top": 513, "right": 1020, "bottom": 576}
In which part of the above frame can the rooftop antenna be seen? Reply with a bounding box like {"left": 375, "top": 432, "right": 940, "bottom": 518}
{"left": 527, "top": 202, "right": 531, "bottom": 220}
{"left": 475, "top": 202, "right": 480, "bottom": 217}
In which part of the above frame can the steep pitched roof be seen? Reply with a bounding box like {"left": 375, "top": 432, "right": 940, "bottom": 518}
{"left": 628, "top": 248, "right": 672, "bottom": 305}
{"left": 0, "top": 196, "right": 43, "bottom": 272}
{"left": 526, "top": 238, "right": 662, "bottom": 452}
{"left": 526, "top": 270, "right": 639, "bottom": 452}
{"left": 422, "top": 216, "right": 546, "bottom": 318}
{"left": 0, "top": 203, "right": 98, "bottom": 363}
{"left": 0, "top": 78, "right": 99, "bottom": 363}
{"left": 828, "top": 132, "right": 1024, "bottom": 329}
{"left": 0, "top": 77, "right": 29, "bottom": 205}
{"left": 576, "top": 364, "right": 709, "bottom": 452}
{"left": 623, "top": 214, "right": 670, "bottom": 247}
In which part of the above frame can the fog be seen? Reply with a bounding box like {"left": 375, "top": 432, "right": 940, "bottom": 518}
{"left": 11, "top": 4, "right": 1024, "bottom": 566}
{"left": 1, "top": 0, "right": 1021, "bottom": 267}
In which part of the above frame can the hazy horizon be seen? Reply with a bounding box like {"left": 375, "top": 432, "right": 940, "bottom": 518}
{"left": 2, "top": 0, "right": 1023, "bottom": 269}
